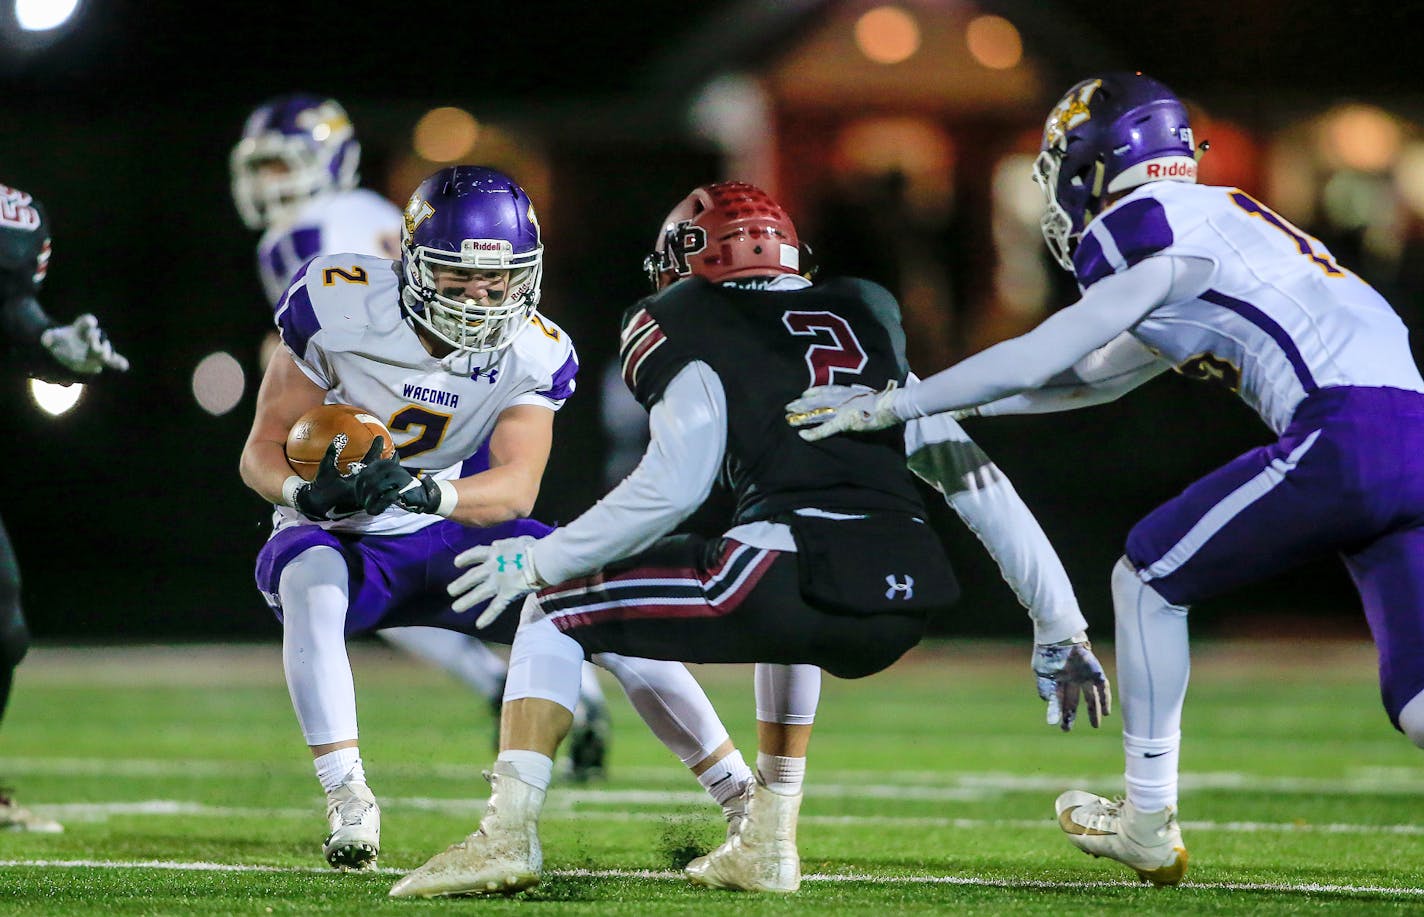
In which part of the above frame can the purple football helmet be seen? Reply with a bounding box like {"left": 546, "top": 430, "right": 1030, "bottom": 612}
{"left": 400, "top": 166, "right": 543, "bottom": 355}
{"left": 1034, "top": 72, "right": 1199, "bottom": 270}
{"left": 230, "top": 93, "right": 360, "bottom": 231}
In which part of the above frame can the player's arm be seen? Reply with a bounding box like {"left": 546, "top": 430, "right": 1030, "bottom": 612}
{"left": 787, "top": 256, "right": 1190, "bottom": 439}
{"left": 967, "top": 332, "right": 1169, "bottom": 418}
{"left": 239, "top": 346, "right": 330, "bottom": 505}
{"left": 902, "top": 412, "right": 1107, "bottom": 730}
{"left": 446, "top": 361, "right": 726, "bottom": 619}
{"left": 442, "top": 403, "right": 555, "bottom": 528}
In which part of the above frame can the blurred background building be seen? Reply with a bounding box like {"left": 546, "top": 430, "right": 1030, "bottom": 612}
{"left": 2, "top": 0, "right": 1421, "bottom": 641}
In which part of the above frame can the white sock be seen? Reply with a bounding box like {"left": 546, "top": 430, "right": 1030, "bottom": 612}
{"left": 497, "top": 749, "right": 554, "bottom": 793}
{"left": 1112, "top": 557, "right": 1190, "bottom": 813}
{"left": 756, "top": 752, "right": 806, "bottom": 796}
{"left": 697, "top": 749, "right": 752, "bottom": 811}
{"left": 1123, "top": 731, "right": 1180, "bottom": 811}
{"left": 314, "top": 747, "right": 364, "bottom": 793}
{"left": 279, "top": 546, "right": 359, "bottom": 746}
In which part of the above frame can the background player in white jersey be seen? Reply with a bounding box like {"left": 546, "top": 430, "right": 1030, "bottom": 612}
{"left": 789, "top": 72, "right": 1424, "bottom": 886}
{"left": 389, "top": 181, "right": 1107, "bottom": 898}
{"left": 233, "top": 97, "right": 611, "bottom": 779}
{"left": 239, "top": 166, "right": 741, "bottom": 871}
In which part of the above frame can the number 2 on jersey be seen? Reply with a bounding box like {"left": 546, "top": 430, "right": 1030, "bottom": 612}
{"left": 782, "top": 311, "right": 868, "bottom": 387}
{"left": 1229, "top": 190, "right": 1343, "bottom": 277}
{"left": 388, "top": 406, "right": 451, "bottom": 459}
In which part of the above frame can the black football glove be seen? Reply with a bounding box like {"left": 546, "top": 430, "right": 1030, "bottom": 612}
{"left": 291, "top": 439, "right": 382, "bottom": 522}
{"left": 352, "top": 451, "right": 442, "bottom": 516}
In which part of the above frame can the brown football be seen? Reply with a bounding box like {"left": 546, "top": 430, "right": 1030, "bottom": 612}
{"left": 285, "top": 404, "right": 397, "bottom": 481}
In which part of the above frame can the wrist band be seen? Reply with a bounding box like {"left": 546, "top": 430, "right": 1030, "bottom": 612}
{"left": 281, "top": 475, "right": 307, "bottom": 509}
{"left": 434, "top": 479, "right": 459, "bottom": 518}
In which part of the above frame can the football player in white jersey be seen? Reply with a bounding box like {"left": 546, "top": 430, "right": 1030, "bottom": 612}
{"left": 233, "top": 97, "right": 612, "bottom": 782}
{"left": 789, "top": 72, "right": 1424, "bottom": 885}
{"left": 239, "top": 166, "right": 746, "bottom": 871}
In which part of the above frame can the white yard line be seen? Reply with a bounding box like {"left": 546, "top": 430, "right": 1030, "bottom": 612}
{"left": 5, "top": 757, "right": 1423, "bottom": 795}
{"left": 0, "top": 859, "right": 1419, "bottom": 897}
{"left": 30, "top": 798, "right": 1424, "bottom": 837}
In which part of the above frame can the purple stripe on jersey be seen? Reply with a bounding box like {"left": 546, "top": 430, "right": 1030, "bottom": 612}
{"left": 460, "top": 439, "right": 491, "bottom": 477}
{"left": 1072, "top": 231, "right": 1112, "bottom": 288}
{"left": 1201, "top": 290, "right": 1318, "bottom": 394}
{"left": 276, "top": 281, "right": 321, "bottom": 355}
{"left": 537, "top": 353, "right": 579, "bottom": 402}
{"left": 1101, "top": 197, "right": 1174, "bottom": 268}
{"left": 289, "top": 226, "right": 323, "bottom": 263}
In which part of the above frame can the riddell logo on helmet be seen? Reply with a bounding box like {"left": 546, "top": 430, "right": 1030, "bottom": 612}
{"left": 1146, "top": 161, "right": 1196, "bottom": 179}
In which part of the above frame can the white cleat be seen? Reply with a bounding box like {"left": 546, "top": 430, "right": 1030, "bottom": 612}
{"left": 1055, "top": 790, "right": 1188, "bottom": 886}
{"left": 388, "top": 762, "right": 544, "bottom": 899}
{"left": 323, "top": 778, "right": 381, "bottom": 871}
{"left": 0, "top": 792, "right": 62, "bottom": 833}
{"left": 686, "top": 779, "right": 801, "bottom": 893}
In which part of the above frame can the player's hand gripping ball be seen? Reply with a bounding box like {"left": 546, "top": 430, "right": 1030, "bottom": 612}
{"left": 285, "top": 404, "right": 396, "bottom": 480}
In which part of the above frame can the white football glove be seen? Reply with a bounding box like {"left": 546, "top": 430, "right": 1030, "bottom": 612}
{"left": 40, "top": 314, "right": 129, "bottom": 374}
{"left": 785, "top": 382, "right": 901, "bottom": 442}
{"left": 448, "top": 535, "right": 547, "bottom": 628}
{"left": 1031, "top": 633, "right": 1111, "bottom": 732}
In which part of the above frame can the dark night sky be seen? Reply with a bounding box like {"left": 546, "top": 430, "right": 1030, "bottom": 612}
{"left": 1, "top": 0, "right": 1415, "bottom": 641}
{"left": 4, "top": 1, "right": 1422, "bottom": 107}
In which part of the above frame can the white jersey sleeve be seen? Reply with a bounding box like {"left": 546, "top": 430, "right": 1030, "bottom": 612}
{"left": 534, "top": 361, "right": 724, "bottom": 586}
{"left": 892, "top": 256, "right": 1179, "bottom": 419}
{"left": 256, "top": 189, "right": 403, "bottom": 310}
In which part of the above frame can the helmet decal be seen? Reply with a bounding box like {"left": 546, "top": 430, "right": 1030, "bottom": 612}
{"left": 644, "top": 181, "right": 800, "bottom": 290}
{"left": 1043, "top": 79, "right": 1101, "bottom": 151}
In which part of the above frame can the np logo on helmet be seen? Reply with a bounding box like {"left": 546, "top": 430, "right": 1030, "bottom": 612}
{"left": 664, "top": 220, "right": 708, "bottom": 277}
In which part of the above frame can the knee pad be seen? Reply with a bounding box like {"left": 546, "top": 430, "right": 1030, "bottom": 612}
{"left": 1398, "top": 691, "right": 1424, "bottom": 749}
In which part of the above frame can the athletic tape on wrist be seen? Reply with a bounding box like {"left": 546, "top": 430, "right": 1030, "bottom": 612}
{"left": 435, "top": 479, "right": 459, "bottom": 517}
{"left": 281, "top": 475, "right": 307, "bottom": 509}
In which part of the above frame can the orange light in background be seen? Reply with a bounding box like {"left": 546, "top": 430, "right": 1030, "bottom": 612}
{"left": 854, "top": 6, "right": 920, "bottom": 65}
{"left": 1321, "top": 104, "right": 1402, "bottom": 173}
{"left": 413, "top": 107, "right": 481, "bottom": 162}
{"left": 965, "top": 15, "right": 1022, "bottom": 70}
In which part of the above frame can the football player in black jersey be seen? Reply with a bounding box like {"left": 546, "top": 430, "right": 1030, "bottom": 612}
{"left": 392, "top": 182, "right": 1106, "bottom": 898}
{"left": 0, "top": 181, "right": 128, "bottom": 832}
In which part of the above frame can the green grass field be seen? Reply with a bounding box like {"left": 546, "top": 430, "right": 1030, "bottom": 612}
{"left": 0, "top": 639, "right": 1420, "bottom": 915}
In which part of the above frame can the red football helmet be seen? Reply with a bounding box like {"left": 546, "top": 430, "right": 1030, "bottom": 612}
{"left": 643, "top": 181, "right": 801, "bottom": 290}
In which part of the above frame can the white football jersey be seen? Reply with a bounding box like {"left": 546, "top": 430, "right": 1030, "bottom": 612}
{"left": 1074, "top": 181, "right": 1424, "bottom": 433}
{"left": 273, "top": 253, "right": 578, "bottom": 535}
{"left": 256, "top": 189, "right": 403, "bottom": 308}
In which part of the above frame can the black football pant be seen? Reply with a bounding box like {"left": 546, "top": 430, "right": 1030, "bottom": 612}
{"left": 0, "top": 516, "right": 29, "bottom": 724}
{"left": 535, "top": 534, "right": 926, "bottom": 680}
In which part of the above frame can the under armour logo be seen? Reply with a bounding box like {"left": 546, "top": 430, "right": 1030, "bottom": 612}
{"left": 496, "top": 553, "right": 524, "bottom": 573}
{"left": 885, "top": 574, "right": 915, "bottom": 600}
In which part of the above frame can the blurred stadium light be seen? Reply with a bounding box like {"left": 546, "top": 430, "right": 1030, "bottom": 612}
{"left": 412, "top": 106, "right": 480, "bottom": 163}
{"left": 192, "top": 351, "right": 246, "bottom": 416}
{"left": 29, "top": 377, "right": 81, "bottom": 415}
{"left": 14, "top": 0, "right": 79, "bottom": 31}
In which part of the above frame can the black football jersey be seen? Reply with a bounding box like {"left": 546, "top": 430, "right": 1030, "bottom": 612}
{"left": 0, "top": 183, "right": 49, "bottom": 301}
{"left": 619, "top": 276, "right": 928, "bottom": 524}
